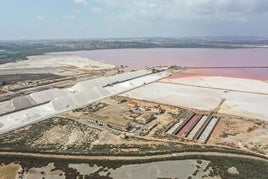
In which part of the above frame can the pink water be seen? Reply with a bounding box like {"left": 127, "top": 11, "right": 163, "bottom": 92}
{"left": 58, "top": 48, "right": 268, "bottom": 79}
{"left": 168, "top": 68, "right": 268, "bottom": 80}
{"left": 64, "top": 48, "right": 268, "bottom": 68}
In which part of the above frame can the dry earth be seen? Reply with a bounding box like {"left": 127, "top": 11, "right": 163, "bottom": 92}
{"left": 208, "top": 118, "right": 268, "bottom": 155}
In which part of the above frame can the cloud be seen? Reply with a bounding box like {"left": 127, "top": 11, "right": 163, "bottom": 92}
{"left": 91, "top": 7, "right": 103, "bottom": 13}
{"left": 73, "top": 0, "right": 88, "bottom": 4}
{"left": 63, "top": 15, "right": 76, "bottom": 20}
{"left": 89, "top": 0, "right": 268, "bottom": 21}
{"left": 63, "top": 10, "right": 81, "bottom": 20}
{"left": 36, "top": 16, "right": 45, "bottom": 21}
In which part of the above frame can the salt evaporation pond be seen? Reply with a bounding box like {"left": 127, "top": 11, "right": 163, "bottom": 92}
{"left": 53, "top": 48, "right": 268, "bottom": 68}
{"left": 53, "top": 48, "right": 268, "bottom": 79}
{"left": 0, "top": 160, "right": 218, "bottom": 179}
{"left": 171, "top": 68, "right": 268, "bottom": 80}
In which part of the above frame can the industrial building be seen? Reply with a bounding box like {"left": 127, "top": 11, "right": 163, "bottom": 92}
{"left": 137, "top": 112, "right": 155, "bottom": 124}
{"left": 197, "top": 117, "right": 219, "bottom": 143}
{"left": 89, "top": 116, "right": 131, "bottom": 131}
{"left": 166, "top": 110, "right": 219, "bottom": 143}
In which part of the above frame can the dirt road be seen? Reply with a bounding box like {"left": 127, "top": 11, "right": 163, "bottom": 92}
{"left": 0, "top": 151, "right": 267, "bottom": 162}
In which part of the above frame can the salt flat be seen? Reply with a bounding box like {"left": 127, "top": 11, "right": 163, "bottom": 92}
{"left": 162, "top": 76, "right": 268, "bottom": 94}
{"left": 122, "top": 82, "right": 268, "bottom": 121}
{"left": 122, "top": 82, "right": 225, "bottom": 111}
{"left": 0, "top": 55, "right": 115, "bottom": 70}
{"left": 219, "top": 92, "right": 268, "bottom": 120}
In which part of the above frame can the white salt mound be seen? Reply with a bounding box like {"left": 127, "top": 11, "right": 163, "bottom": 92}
{"left": 228, "top": 167, "right": 239, "bottom": 175}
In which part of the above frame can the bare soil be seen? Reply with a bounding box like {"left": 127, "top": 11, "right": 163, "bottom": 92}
{"left": 208, "top": 117, "right": 268, "bottom": 155}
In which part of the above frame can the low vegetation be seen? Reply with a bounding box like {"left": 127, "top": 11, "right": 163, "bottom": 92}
{"left": 0, "top": 153, "right": 267, "bottom": 179}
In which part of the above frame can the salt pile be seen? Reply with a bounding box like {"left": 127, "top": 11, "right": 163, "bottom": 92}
{"left": 0, "top": 101, "right": 15, "bottom": 115}
{"left": 0, "top": 103, "right": 56, "bottom": 134}
{"left": 30, "top": 88, "right": 67, "bottom": 104}
{"left": 0, "top": 70, "right": 168, "bottom": 134}
{"left": 0, "top": 96, "right": 37, "bottom": 116}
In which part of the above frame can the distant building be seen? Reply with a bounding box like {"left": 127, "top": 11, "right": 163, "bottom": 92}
{"left": 137, "top": 112, "right": 155, "bottom": 124}
{"left": 127, "top": 100, "right": 138, "bottom": 109}
{"left": 89, "top": 116, "right": 131, "bottom": 131}
{"left": 106, "top": 120, "right": 131, "bottom": 131}
{"left": 151, "top": 105, "right": 163, "bottom": 114}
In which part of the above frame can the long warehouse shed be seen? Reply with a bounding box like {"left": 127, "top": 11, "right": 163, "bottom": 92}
{"left": 186, "top": 115, "right": 208, "bottom": 140}
{"left": 197, "top": 117, "right": 219, "bottom": 143}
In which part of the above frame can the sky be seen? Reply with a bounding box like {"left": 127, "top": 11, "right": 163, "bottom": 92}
{"left": 1, "top": 0, "right": 268, "bottom": 40}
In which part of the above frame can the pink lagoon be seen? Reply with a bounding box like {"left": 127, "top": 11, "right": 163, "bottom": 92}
{"left": 57, "top": 48, "right": 268, "bottom": 80}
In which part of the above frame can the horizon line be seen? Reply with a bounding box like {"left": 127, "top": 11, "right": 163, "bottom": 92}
{"left": 1, "top": 35, "right": 268, "bottom": 42}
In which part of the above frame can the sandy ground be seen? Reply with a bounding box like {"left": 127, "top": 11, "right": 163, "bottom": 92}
{"left": 21, "top": 163, "right": 65, "bottom": 179}
{"left": 209, "top": 118, "right": 268, "bottom": 155}
{"left": 33, "top": 124, "right": 99, "bottom": 149}
{"left": 162, "top": 76, "right": 268, "bottom": 94}
{"left": 0, "top": 163, "right": 20, "bottom": 179}
{"left": 0, "top": 54, "right": 115, "bottom": 70}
